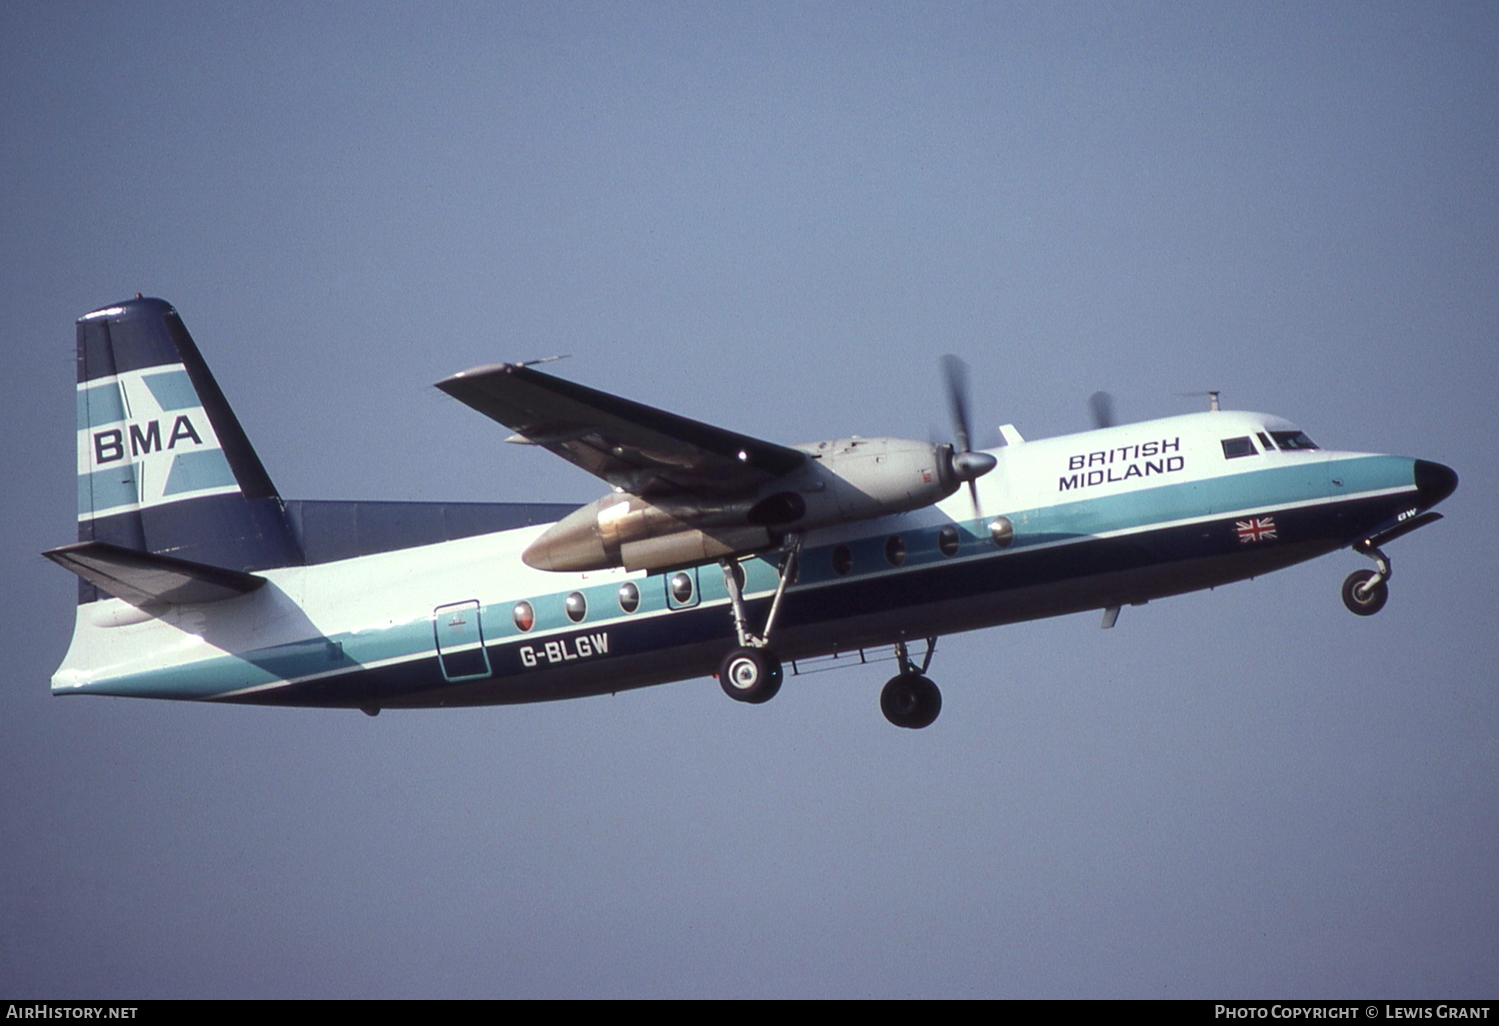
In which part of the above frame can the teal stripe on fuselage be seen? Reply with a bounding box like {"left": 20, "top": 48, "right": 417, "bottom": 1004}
{"left": 1007, "top": 455, "right": 1405, "bottom": 548}
{"left": 69, "top": 454, "right": 1415, "bottom": 700}
{"left": 1326, "top": 453, "right": 1419, "bottom": 497}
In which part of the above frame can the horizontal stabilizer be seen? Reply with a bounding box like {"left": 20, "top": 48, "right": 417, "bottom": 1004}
{"left": 43, "top": 541, "right": 267, "bottom": 607}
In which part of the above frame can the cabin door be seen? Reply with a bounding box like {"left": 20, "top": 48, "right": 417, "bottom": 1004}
{"left": 433, "top": 600, "right": 492, "bottom": 681}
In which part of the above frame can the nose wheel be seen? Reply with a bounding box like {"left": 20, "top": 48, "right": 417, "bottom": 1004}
{"left": 1342, "top": 569, "right": 1389, "bottom": 616}
{"left": 1343, "top": 539, "right": 1392, "bottom": 617}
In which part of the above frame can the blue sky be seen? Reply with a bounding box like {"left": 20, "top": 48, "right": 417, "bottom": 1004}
{"left": 2, "top": 2, "right": 1495, "bottom": 997}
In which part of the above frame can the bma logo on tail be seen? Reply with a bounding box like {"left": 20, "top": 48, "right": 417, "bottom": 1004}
{"left": 93, "top": 414, "right": 202, "bottom": 464}
{"left": 76, "top": 363, "right": 239, "bottom": 521}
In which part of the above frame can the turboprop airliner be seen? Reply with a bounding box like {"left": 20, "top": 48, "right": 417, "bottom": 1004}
{"left": 48, "top": 298, "right": 1458, "bottom": 728}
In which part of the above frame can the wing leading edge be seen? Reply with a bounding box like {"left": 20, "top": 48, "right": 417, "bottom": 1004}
{"left": 436, "top": 362, "right": 806, "bottom": 496}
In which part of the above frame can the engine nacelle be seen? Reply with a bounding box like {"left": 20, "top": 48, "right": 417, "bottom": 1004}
{"left": 521, "top": 437, "right": 970, "bottom": 573}
{"left": 792, "top": 437, "right": 960, "bottom": 522}
{"left": 523, "top": 493, "right": 771, "bottom": 572}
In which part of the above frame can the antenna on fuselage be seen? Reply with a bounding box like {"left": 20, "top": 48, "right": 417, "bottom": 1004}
{"left": 1178, "top": 390, "right": 1221, "bottom": 412}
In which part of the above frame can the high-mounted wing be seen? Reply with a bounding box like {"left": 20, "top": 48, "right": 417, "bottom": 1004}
{"left": 436, "top": 362, "right": 807, "bottom": 496}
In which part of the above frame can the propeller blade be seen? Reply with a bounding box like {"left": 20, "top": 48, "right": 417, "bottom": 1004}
{"left": 1088, "top": 391, "right": 1116, "bottom": 429}
{"left": 942, "top": 355, "right": 995, "bottom": 520}
{"left": 942, "top": 354, "right": 973, "bottom": 456}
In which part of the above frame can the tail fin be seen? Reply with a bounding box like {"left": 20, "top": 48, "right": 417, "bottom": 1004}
{"left": 73, "top": 298, "right": 302, "bottom": 599}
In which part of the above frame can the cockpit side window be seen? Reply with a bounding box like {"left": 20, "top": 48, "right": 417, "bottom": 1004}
{"left": 1221, "top": 436, "right": 1257, "bottom": 459}
{"left": 1257, "top": 432, "right": 1275, "bottom": 451}
{"left": 1270, "top": 430, "right": 1319, "bottom": 451}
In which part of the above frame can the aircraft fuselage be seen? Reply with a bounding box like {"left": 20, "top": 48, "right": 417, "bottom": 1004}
{"left": 52, "top": 409, "right": 1453, "bottom": 711}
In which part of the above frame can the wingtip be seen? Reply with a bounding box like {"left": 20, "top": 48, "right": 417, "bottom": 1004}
{"left": 435, "top": 361, "right": 518, "bottom": 392}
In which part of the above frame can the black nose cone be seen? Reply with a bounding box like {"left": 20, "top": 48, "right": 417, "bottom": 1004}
{"left": 1414, "top": 460, "right": 1458, "bottom": 508}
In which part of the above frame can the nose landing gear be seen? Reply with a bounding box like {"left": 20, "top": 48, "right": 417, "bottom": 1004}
{"left": 1340, "top": 505, "right": 1451, "bottom": 617}
{"left": 1342, "top": 538, "right": 1393, "bottom": 617}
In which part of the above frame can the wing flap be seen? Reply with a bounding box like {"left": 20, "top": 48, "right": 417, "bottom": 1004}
{"left": 436, "top": 362, "right": 805, "bottom": 495}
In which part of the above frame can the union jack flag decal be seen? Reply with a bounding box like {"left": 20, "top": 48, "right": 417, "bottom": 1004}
{"left": 1236, "top": 516, "right": 1278, "bottom": 543}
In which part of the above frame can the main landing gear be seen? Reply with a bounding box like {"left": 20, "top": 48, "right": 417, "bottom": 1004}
{"left": 716, "top": 535, "right": 800, "bottom": 704}
{"left": 881, "top": 638, "right": 942, "bottom": 729}
{"left": 1342, "top": 539, "right": 1392, "bottom": 617}
{"left": 713, "top": 537, "right": 945, "bottom": 728}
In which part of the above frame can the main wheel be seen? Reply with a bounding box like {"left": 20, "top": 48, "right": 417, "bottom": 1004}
{"left": 1341, "top": 569, "right": 1389, "bottom": 616}
{"left": 881, "top": 673, "right": 942, "bottom": 729}
{"left": 717, "top": 647, "right": 783, "bottom": 704}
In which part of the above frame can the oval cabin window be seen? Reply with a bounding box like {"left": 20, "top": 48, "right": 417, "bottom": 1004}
{"left": 512, "top": 600, "right": 535, "bottom": 632}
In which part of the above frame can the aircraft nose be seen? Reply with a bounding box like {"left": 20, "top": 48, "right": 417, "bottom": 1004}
{"left": 1414, "top": 459, "right": 1458, "bottom": 508}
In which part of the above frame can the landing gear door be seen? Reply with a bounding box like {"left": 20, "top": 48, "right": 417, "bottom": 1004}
{"left": 433, "top": 600, "right": 492, "bottom": 681}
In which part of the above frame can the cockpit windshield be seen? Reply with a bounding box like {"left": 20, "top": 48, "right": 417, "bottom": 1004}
{"left": 1269, "top": 430, "right": 1319, "bottom": 451}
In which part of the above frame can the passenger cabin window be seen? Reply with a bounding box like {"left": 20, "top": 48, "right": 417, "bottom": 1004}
{"left": 937, "top": 525, "right": 960, "bottom": 557}
{"left": 988, "top": 516, "right": 1014, "bottom": 549}
{"left": 1221, "top": 436, "right": 1257, "bottom": 459}
{"left": 884, "top": 535, "right": 906, "bottom": 567}
{"left": 1270, "top": 430, "right": 1319, "bottom": 451}
{"left": 512, "top": 601, "right": 535, "bottom": 632}
{"left": 565, "top": 591, "right": 587, "bottom": 623}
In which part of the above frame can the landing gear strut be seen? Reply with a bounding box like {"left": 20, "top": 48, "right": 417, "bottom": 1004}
{"left": 881, "top": 638, "right": 942, "bottom": 729}
{"left": 1342, "top": 539, "right": 1391, "bottom": 617}
{"left": 716, "top": 535, "right": 801, "bottom": 704}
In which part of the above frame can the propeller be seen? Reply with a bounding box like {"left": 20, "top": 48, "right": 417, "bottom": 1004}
{"left": 941, "top": 355, "right": 997, "bottom": 516}
{"left": 1088, "top": 391, "right": 1117, "bottom": 429}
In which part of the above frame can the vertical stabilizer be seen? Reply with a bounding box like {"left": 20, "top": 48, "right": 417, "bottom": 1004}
{"left": 74, "top": 298, "right": 302, "bottom": 600}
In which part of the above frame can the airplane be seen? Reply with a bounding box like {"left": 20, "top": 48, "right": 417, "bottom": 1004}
{"left": 47, "top": 297, "right": 1458, "bottom": 729}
